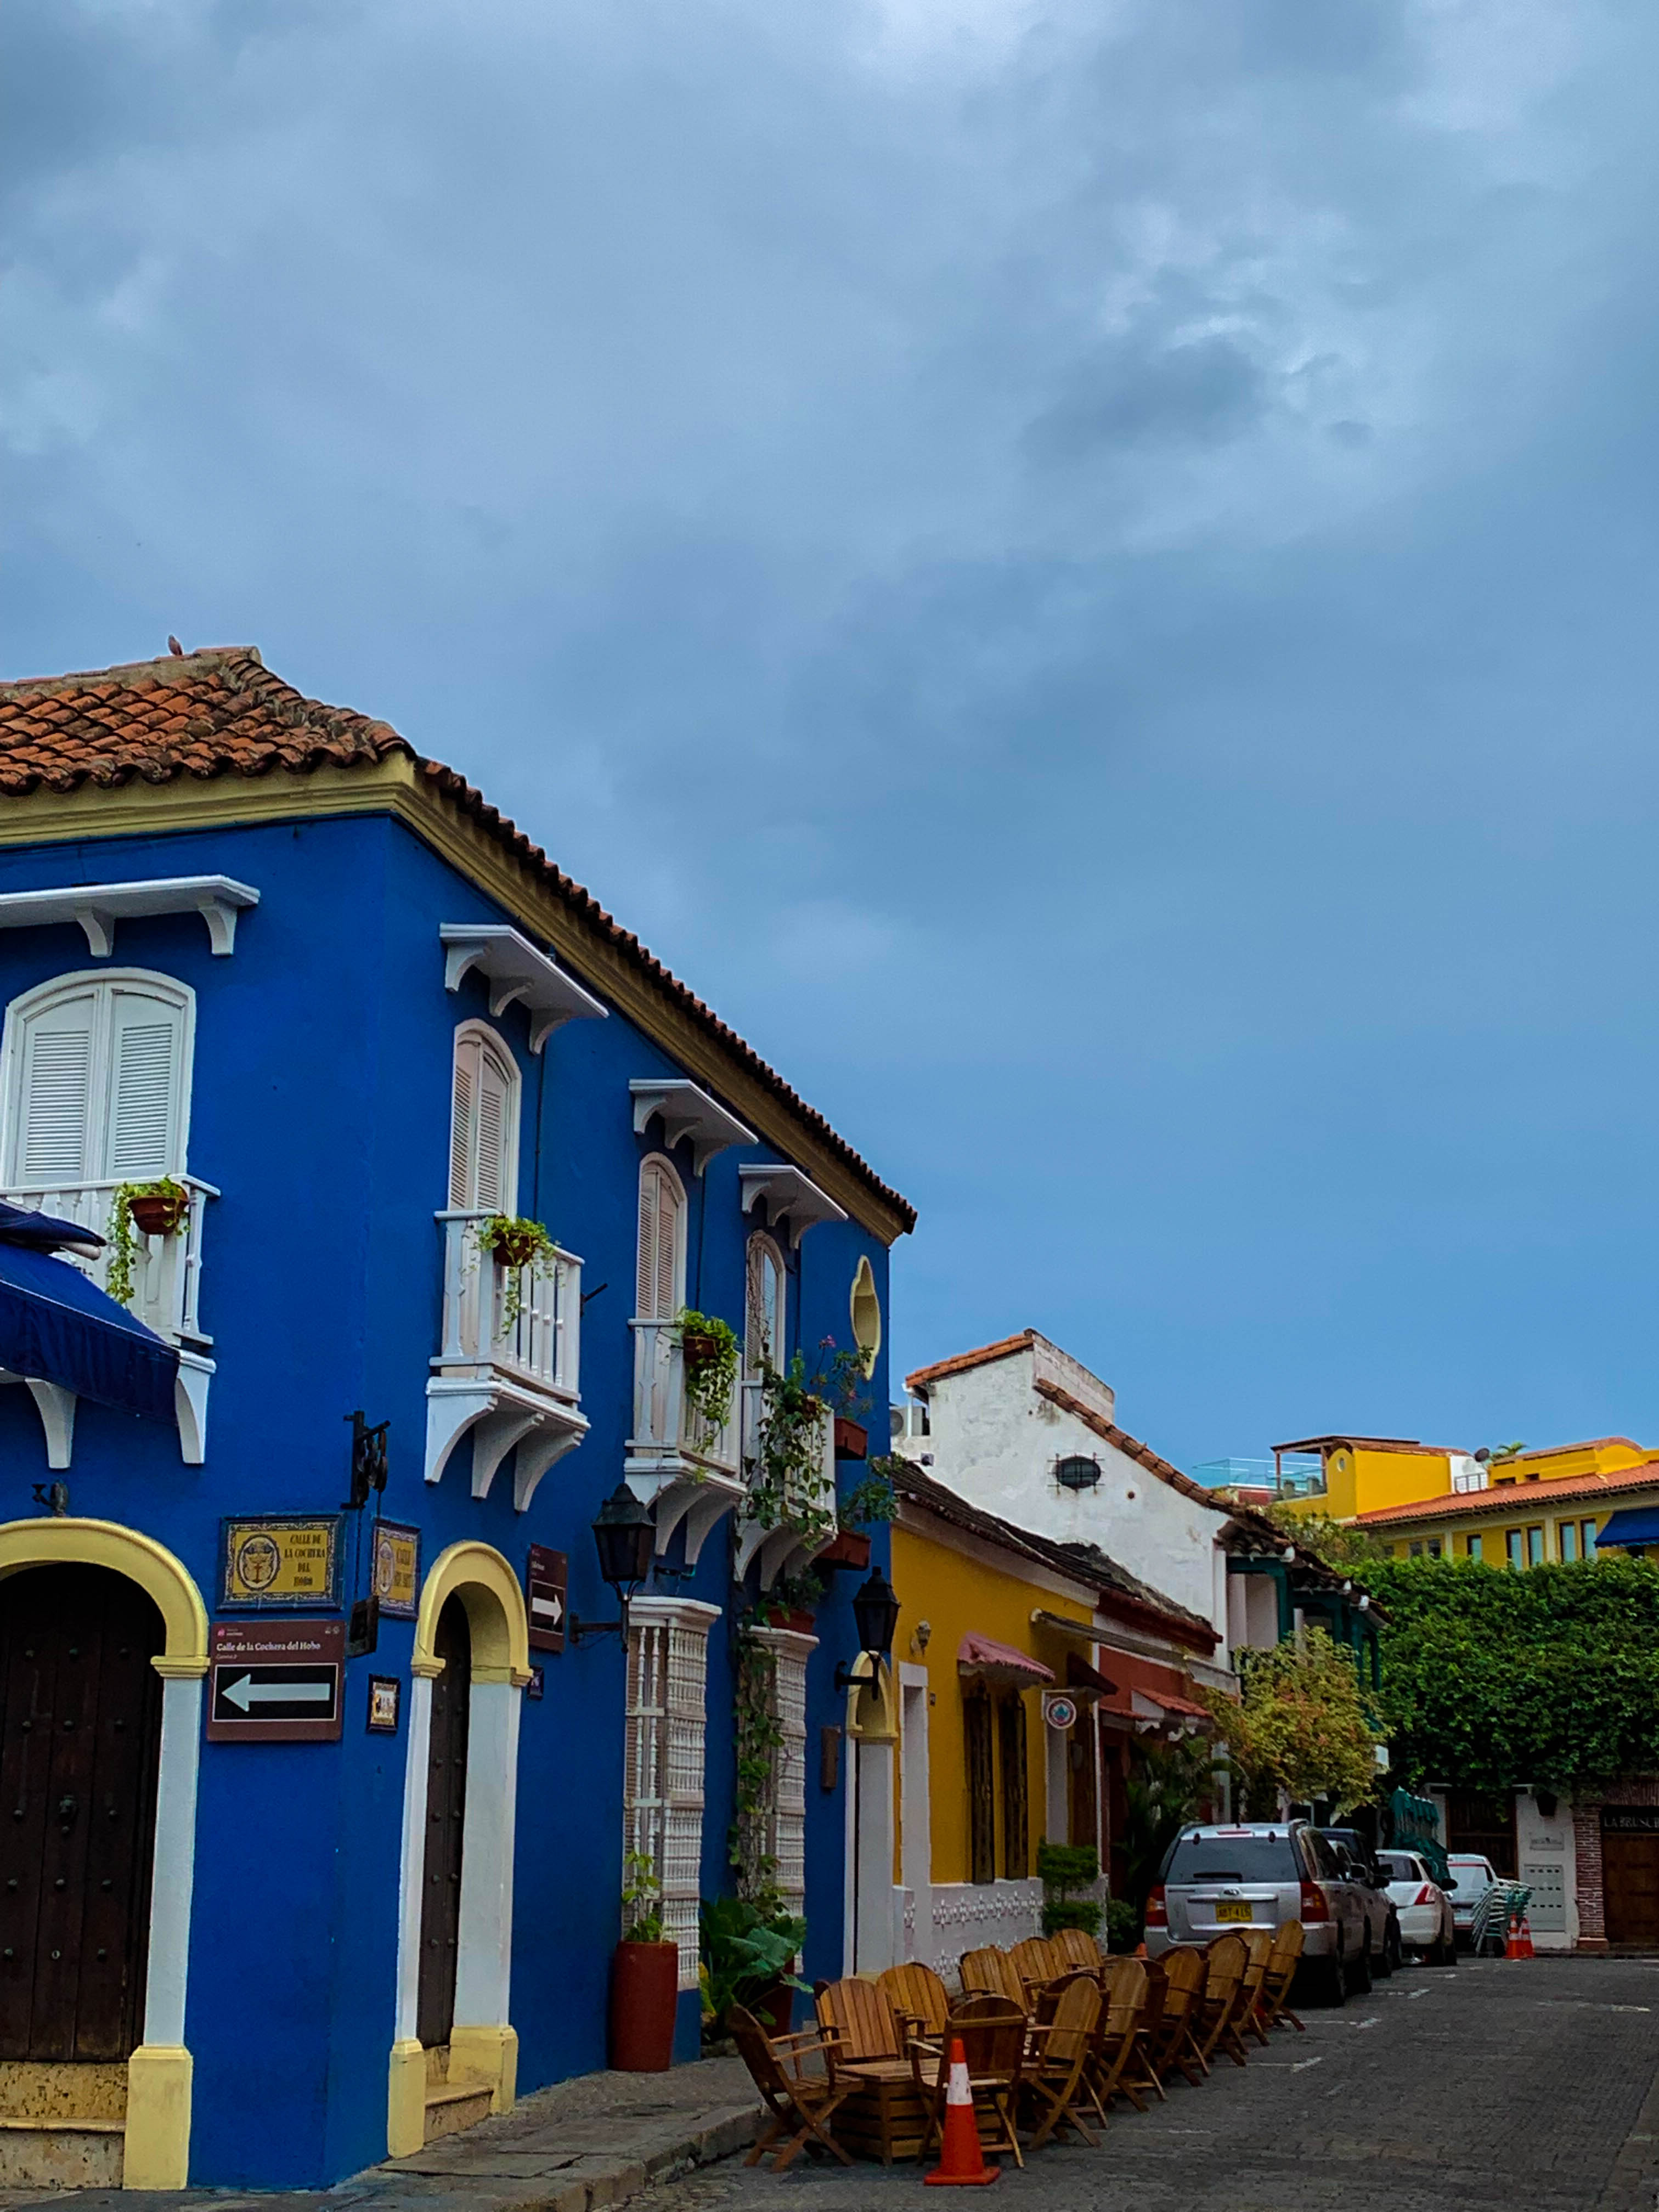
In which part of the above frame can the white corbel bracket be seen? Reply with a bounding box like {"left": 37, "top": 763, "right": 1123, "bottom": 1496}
{"left": 424, "top": 1374, "right": 589, "bottom": 1504}
{"left": 629, "top": 1079, "right": 754, "bottom": 1175}
{"left": 0, "top": 876, "right": 259, "bottom": 958}
{"left": 441, "top": 925, "right": 608, "bottom": 1052}
{"left": 738, "top": 1164, "right": 848, "bottom": 1247}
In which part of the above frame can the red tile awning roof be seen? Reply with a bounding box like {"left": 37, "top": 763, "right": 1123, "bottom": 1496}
{"left": 0, "top": 648, "right": 914, "bottom": 1235}
{"left": 957, "top": 1634, "right": 1055, "bottom": 1689}
{"left": 1355, "top": 1458, "right": 1659, "bottom": 1528}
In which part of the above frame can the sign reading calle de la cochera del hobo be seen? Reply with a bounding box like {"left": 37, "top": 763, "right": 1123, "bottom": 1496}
{"left": 218, "top": 1514, "right": 345, "bottom": 1609}
{"left": 207, "top": 1618, "right": 346, "bottom": 1743}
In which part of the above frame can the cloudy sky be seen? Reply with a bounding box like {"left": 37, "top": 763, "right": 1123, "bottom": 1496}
{"left": 5, "top": 0, "right": 1657, "bottom": 1468}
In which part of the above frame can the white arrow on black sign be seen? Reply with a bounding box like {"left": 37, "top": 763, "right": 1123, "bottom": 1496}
{"left": 222, "top": 1673, "right": 334, "bottom": 1712}
{"left": 531, "top": 1590, "right": 564, "bottom": 1627}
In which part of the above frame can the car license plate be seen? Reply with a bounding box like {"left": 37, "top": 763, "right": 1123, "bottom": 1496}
{"left": 1214, "top": 1901, "right": 1254, "bottom": 1923}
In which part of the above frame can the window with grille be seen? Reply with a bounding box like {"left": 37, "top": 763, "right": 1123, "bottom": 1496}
{"left": 964, "top": 1691, "right": 995, "bottom": 1885}
{"left": 2, "top": 970, "right": 194, "bottom": 1192}
{"left": 625, "top": 1601, "right": 715, "bottom": 1990}
{"left": 449, "top": 1023, "right": 518, "bottom": 1213}
{"left": 998, "top": 1696, "right": 1028, "bottom": 1879}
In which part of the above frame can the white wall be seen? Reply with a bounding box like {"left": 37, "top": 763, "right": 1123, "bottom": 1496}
{"left": 1516, "top": 1787, "right": 1577, "bottom": 1951}
{"left": 905, "top": 1340, "right": 1228, "bottom": 1640}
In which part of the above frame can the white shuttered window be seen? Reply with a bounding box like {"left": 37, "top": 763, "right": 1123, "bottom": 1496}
{"left": 625, "top": 1600, "right": 719, "bottom": 1990}
{"left": 2, "top": 972, "right": 193, "bottom": 1189}
{"left": 635, "top": 1156, "right": 684, "bottom": 1322}
{"left": 448, "top": 1024, "right": 518, "bottom": 1214}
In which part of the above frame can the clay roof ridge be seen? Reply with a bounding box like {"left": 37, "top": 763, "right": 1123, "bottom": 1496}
{"left": 906, "top": 1330, "right": 1036, "bottom": 1391}
{"left": 1031, "top": 1375, "right": 1222, "bottom": 1512}
{"left": 1355, "top": 1457, "right": 1659, "bottom": 1526}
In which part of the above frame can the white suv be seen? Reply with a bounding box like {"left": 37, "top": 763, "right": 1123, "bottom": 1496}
{"left": 1145, "top": 1821, "right": 1370, "bottom": 2004}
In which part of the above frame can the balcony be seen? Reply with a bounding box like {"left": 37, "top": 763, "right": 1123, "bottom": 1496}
{"left": 625, "top": 1321, "right": 745, "bottom": 1564}
{"left": 425, "top": 1210, "right": 589, "bottom": 1507}
{"left": 0, "top": 1173, "right": 216, "bottom": 1464}
{"left": 733, "top": 1374, "right": 839, "bottom": 1589}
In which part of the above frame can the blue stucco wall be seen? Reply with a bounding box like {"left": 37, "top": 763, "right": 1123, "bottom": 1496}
{"left": 0, "top": 809, "right": 893, "bottom": 2186}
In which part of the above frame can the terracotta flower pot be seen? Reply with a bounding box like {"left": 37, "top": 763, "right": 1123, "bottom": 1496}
{"left": 833, "top": 1417, "right": 868, "bottom": 1460}
{"left": 128, "top": 1190, "right": 188, "bottom": 1238}
{"left": 608, "top": 1941, "right": 679, "bottom": 2072}
{"left": 491, "top": 1230, "right": 541, "bottom": 1271}
{"left": 681, "top": 1330, "right": 719, "bottom": 1368}
{"left": 817, "top": 1530, "right": 871, "bottom": 1572}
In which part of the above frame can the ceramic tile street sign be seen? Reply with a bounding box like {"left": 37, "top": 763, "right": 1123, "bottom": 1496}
{"left": 207, "top": 1619, "right": 346, "bottom": 1742}
{"left": 218, "top": 1514, "right": 345, "bottom": 1610}
{"left": 372, "top": 1521, "right": 421, "bottom": 1619}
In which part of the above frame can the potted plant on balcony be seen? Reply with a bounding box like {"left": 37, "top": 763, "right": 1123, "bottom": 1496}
{"left": 817, "top": 1457, "right": 901, "bottom": 1572}
{"left": 744, "top": 1353, "right": 836, "bottom": 1548}
{"left": 471, "top": 1214, "right": 555, "bottom": 1330}
{"left": 106, "top": 1177, "right": 190, "bottom": 1306}
{"left": 673, "top": 1308, "right": 739, "bottom": 1432}
{"left": 755, "top": 1566, "right": 823, "bottom": 1636}
{"left": 608, "top": 1851, "right": 679, "bottom": 2072}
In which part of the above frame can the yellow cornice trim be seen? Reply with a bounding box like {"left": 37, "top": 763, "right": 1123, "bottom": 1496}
{"left": 0, "top": 763, "right": 908, "bottom": 1243}
{"left": 415, "top": 1539, "right": 531, "bottom": 1680}
{"left": 0, "top": 1516, "right": 208, "bottom": 1669}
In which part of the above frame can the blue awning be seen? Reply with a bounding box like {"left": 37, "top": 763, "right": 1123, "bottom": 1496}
{"left": 0, "top": 1240, "right": 177, "bottom": 1421}
{"left": 0, "top": 1196, "right": 104, "bottom": 1252}
{"left": 1592, "top": 1508, "right": 1659, "bottom": 1550}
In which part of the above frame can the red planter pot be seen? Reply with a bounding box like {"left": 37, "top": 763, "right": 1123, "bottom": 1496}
{"left": 609, "top": 1942, "right": 679, "bottom": 2072}
{"left": 128, "top": 1191, "right": 188, "bottom": 1238}
{"left": 492, "top": 1232, "right": 542, "bottom": 1271}
{"left": 816, "top": 1530, "right": 870, "bottom": 1573}
{"left": 833, "top": 1417, "right": 868, "bottom": 1461}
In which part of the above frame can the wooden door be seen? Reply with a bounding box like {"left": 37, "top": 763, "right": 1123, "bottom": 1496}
{"left": 0, "top": 1564, "right": 163, "bottom": 2061}
{"left": 1603, "top": 1830, "right": 1659, "bottom": 1946}
{"left": 417, "top": 1595, "right": 471, "bottom": 2049}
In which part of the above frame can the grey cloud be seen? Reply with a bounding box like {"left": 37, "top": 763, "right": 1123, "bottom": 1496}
{"left": 1025, "top": 333, "right": 1272, "bottom": 459}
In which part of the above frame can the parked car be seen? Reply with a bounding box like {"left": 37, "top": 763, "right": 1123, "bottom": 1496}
{"left": 1446, "top": 1852, "right": 1502, "bottom": 1949}
{"left": 1377, "top": 1849, "right": 1457, "bottom": 1964}
{"left": 1145, "top": 1821, "right": 1369, "bottom": 2003}
{"left": 1319, "top": 1831, "right": 1402, "bottom": 1977}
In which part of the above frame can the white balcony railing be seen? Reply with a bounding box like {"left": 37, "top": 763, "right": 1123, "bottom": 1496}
{"left": 426, "top": 1212, "right": 587, "bottom": 1503}
{"left": 628, "top": 1319, "right": 739, "bottom": 1476}
{"left": 435, "top": 1210, "right": 582, "bottom": 1400}
{"left": 734, "top": 1373, "right": 839, "bottom": 1585}
{"left": 1, "top": 1174, "right": 216, "bottom": 1348}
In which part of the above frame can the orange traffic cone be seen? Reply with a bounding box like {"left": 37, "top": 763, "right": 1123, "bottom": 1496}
{"left": 1505, "top": 1915, "right": 1525, "bottom": 1960}
{"left": 1519, "top": 1914, "right": 1535, "bottom": 1959}
{"left": 926, "top": 2039, "right": 1000, "bottom": 2187}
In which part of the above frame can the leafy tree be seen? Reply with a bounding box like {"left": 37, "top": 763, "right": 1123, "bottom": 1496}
{"left": 1202, "top": 1627, "right": 1381, "bottom": 1814}
{"left": 1119, "top": 1734, "right": 1222, "bottom": 1909}
{"left": 1265, "top": 1505, "right": 1391, "bottom": 1571}
{"left": 1364, "top": 1555, "right": 1659, "bottom": 1792}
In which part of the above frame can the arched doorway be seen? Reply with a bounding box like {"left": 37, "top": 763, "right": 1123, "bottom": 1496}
{"left": 0, "top": 1565, "right": 165, "bottom": 2062}
{"left": 388, "top": 1543, "right": 530, "bottom": 2159}
{"left": 416, "top": 1595, "right": 471, "bottom": 2050}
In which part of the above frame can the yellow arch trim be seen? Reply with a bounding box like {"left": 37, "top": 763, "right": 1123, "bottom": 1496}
{"left": 0, "top": 1516, "right": 208, "bottom": 1675}
{"left": 414, "top": 1540, "right": 531, "bottom": 1685}
{"left": 845, "top": 1652, "right": 899, "bottom": 1743}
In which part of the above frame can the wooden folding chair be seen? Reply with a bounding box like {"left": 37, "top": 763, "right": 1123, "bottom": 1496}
{"left": 1009, "top": 1935, "right": 1068, "bottom": 2005}
{"left": 960, "top": 1946, "right": 1029, "bottom": 2011}
{"left": 1192, "top": 1935, "right": 1249, "bottom": 2069}
{"left": 1123, "top": 1958, "right": 1169, "bottom": 2107}
{"left": 877, "top": 1961, "right": 950, "bottom": 2045}
{"left": 1091, "top": 1955, "right": 1154, "bottom": 2115}
{"left": 814, "top": 1977, "right": 917, "bottom": 2164}
{"left": 1232, "top": 1931, "right": 1274, "bottom": 2052}
{"left": 1056, "top": 1926, "right": 1105, "bottom": 1974}
{"left": 1022, "top": 1973, "right": 1104, "bottom": 2149}
{"left": 1260, "top": 1920, "right": 1306, "bottom": 2033}
{"left": 1146, "top": 1944, "right": 1208, "bottom": 2088}
{"left": 911, "top": 1995, "right": 1028, "bottom": 2169}
{"left": 730, "top": 2005, "right": 854, "bottom": 2172}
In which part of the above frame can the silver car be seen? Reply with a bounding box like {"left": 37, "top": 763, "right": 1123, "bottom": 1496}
{"left": 1144, "top": 1821, "right": 1370, "bottom": 2004}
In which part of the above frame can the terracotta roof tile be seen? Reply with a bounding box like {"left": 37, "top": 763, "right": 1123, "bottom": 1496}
{"left": 0, "top": 647, "right": 915, "bottom": 1234}
{"left": 906, "top": 1330, "right": 1036, "bottom": 1391}
{"left": 1355, "top": 1458, "right": 1659, "bottom": 1528}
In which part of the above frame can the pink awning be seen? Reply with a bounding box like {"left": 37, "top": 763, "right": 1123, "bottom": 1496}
{"left": 957, "top": 1634, "right": 1056, "bottom": 1689}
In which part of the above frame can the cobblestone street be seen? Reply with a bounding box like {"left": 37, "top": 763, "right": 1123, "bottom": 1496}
{"left": 653, "top": 1959, "right": 1659, "bottom": 2212}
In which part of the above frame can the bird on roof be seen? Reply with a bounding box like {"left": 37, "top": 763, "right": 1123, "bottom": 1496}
{"left": 167, "top": 635, "right": 184, "bottom": 656}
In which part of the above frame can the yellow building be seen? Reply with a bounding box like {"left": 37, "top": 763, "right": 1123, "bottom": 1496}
{"left": 1355, "top": 1453, "right": 1659, "bottom": 1565}
{"left": 1274, "top": 1434, "right": 1474, "bottom": 1520}
{"left": 878, "top": 1461, "right": 1226, "bottom": 1972}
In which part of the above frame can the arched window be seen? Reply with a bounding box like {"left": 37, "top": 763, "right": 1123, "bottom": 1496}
{"left": 635, "top": 1154, "right": 686, "bottom": 1323}
{"left": 745, "top": 1232, "right": 786, "bottom": 1376}
{"left": 1, "top": 969, "right": 195, "bottom": 1189}
{"left": 448, "top": 1023, "right": 519, "bottom": 1214}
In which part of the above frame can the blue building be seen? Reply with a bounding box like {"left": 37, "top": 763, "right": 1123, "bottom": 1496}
{"left": 0, "top": 647, "right": 913, "bottom": 2190}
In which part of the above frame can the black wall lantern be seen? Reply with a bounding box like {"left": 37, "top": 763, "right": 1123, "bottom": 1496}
{"left": 572, "top": 1482, "right": 656, "bottom": 1645}
{"left": 835, "top": 1567, "right": 902, "bottom": 1690}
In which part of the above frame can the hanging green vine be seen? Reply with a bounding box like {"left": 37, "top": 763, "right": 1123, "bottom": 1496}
{"left": 675, "top": 1308, "right": 740, "bottom": 1433}
{"left": 744, "top": 1353, "right": 836, "bottom": 1545}
{"left": 730, "top": 1624, "right": 788, "bottom": 1909}
{"left": 105, "top": 1177, "right": 190, "bottom": 1308}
